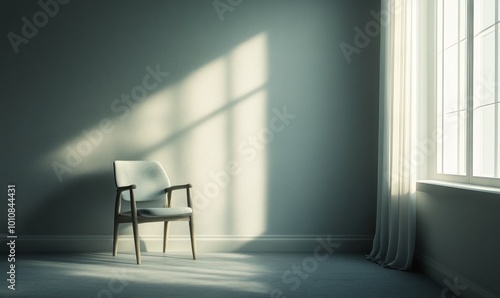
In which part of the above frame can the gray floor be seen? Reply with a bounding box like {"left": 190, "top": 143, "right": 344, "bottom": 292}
{"left": 1, "top": 252, "right": 443, "bottom": 298}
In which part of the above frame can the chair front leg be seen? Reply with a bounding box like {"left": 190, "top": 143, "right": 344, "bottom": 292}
{"left": 113, "top": 221, "right": 119, "bottom": 256}
{"left": 132, "top": 218, "right": 141, "bottom": 265}
{"left": 129, "top": 190, "right": 141, "bottom": 265}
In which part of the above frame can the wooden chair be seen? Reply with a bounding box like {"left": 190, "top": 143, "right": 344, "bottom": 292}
{"left": 112, "top": 160, "right": 196, "bottom": 264}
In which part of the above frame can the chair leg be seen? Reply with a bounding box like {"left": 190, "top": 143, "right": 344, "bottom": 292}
{"left": 163, "top": 221, "right": 170, "bottom": 253}
{"left": 132, "top": 220, "right": 141, "bottom": 265}
{"left": 113, "top": 221, "right": 119, "bottom": 256}
{"left": 189, "top": 219, "right": 197, "bottom": 260}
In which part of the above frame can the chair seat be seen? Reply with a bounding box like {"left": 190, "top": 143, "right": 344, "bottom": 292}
{"left": 122, "top": 207, "right": 192, "bottom": 218}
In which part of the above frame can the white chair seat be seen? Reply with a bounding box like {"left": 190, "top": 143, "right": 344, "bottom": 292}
{"left": 122, "top": 207, "right": 192, "bottom": 218}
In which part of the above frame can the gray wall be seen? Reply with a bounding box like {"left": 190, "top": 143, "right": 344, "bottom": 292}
{"left": 416, "top": 184, "right": 500, "bottom": 297}
{"left": 1, "top": 0, "right": 380, "bottom": 251}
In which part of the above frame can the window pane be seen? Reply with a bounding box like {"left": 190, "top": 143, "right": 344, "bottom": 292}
{"left": 437, "top": 114, "right": 443, "bottom": 173}
{"left": 474, "top": 0, "right": 496, "bottom": 35}
{"left": 460, "top": 0, "right": 467, "bottom": 40}
{"left": 443, "top": 112, "right": 459, "bottom": 174}
{"left": 437, "top": 0, "right": 467, "bottom": 177}
{"left": 443, "top": 45, "right": 459, "bottom": 113}
{"left": 441, "top": 111, "right": 467, "bottom": 176}
{"left": 473, "top": 27, "right": 496, "bottom": 108}
{"left": 498, "top": 106, "right": 500, "bottom": 176}
{"left": 459, "top": 40, "right": 468, "bottom": 110}
{"left": 437, "top": 0, "right": 444, "bottom": 53}
{"left": 473, "top": 105, "right": 496, "bottom": 177}
{"left": 444, "top": 0, "right": 459, "bottom": 48}
{"left": 498, "top": 0, "right": 500, "bottom": 22}
{"left": 498, "top": 24, "right": 500, "bottom": 104}
{"left": 459, "top": 110, "right": 467, "bottom": 175}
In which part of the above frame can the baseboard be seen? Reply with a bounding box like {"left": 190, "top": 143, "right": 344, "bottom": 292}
{"left": 1, "top": 234, "right": 373, "bottom": 253}
{"left": 414, "top": 252, "right": 500, "bottom": 298}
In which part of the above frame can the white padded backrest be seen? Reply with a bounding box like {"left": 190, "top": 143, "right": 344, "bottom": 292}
{"left": 113, "top": 160, "right": 171, "bottom": 202}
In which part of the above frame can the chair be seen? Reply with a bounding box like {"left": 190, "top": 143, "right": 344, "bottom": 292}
{"left": 112, "top": 160, "right": 196, "bottom": 264}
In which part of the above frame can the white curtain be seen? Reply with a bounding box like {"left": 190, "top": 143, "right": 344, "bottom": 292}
{"left": 367, "top": 0, "right": 417, "bottom": 270}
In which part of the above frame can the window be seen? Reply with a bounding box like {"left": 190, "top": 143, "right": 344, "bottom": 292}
{"left": 434, "top": 0, "right": 500, "bottom": 187}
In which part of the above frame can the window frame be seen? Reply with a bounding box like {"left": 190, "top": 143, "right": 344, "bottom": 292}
{"left": 425, "top": 0, "right": 500, "bottom": 188}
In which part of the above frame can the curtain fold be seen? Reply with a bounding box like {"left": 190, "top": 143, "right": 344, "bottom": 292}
{"left": 367, "top": 0, "right": 417, "bottom": 270}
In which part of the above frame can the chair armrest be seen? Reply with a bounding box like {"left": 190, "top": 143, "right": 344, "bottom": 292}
{"left": 164, "top": 184, "right": 193, "bottom": 208}
{"left": 165, "top": 184, "right": 192, "bottom": 192}
{"left": 114, "top": 185, "right": 136, "bottom": 216}
{"left": 116, "top": 185, "right": 137, "bottom": 193}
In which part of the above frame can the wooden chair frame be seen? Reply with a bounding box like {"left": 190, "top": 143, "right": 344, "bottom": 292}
{"left": 113, "top": 183, "right": 196, "bottom": 264}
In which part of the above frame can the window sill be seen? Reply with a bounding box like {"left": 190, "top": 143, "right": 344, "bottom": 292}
{"left": 417, "top": 180, "right": 500, "bottom": 195}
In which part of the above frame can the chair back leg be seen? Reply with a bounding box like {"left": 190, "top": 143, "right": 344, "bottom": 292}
{"left": 163, "top": 221, "right": 170, "bottom": 253}
{"left": 189, "top": 219, "right": 197, "bottom": 260}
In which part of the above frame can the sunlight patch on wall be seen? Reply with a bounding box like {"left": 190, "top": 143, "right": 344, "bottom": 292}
{"left": 230, "top": 33, "right": 268, "bottom": 99}
{"left": 120, "top": 88, "right": 178, "bottom": 152}
{"left": 38, "top": 87, "right": 180, "bottom": 182}
{"left": 229, "top": 89, "right": 268, "bottom": 235}
{"left": 41, "top": 32, "right": 270, "bottom": 239}
{"left": 145, "top": 57, "right": 231, "bottom": 236}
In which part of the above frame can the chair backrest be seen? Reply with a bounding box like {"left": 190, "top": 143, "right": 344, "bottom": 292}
{"left": 113, "top": 160, "right": 171, "bottom": 202}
